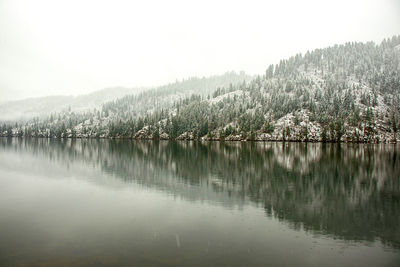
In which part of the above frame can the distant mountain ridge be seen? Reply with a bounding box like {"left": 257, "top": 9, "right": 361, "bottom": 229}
{"left": 0, "top": 87, "right": 145, "bottom": 121}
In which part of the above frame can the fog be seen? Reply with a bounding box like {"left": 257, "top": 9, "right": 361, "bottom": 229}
{"left": 1, "top": 0, "right": 399, "bottom": 101}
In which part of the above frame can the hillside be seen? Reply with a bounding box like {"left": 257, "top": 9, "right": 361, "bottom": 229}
{"left": 1, "top": 36, "right": 400, "bottom": 143}
{"left": 0, "top": 86, "right": 147, "bottom": 122}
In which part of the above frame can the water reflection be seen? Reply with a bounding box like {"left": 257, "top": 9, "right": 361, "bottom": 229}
{"left": 1, "top": 138, "right": 399, "bottom": 249}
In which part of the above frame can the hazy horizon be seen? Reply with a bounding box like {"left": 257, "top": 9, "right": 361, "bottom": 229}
{"left": 1, "top": 0, "right": 399, "bottom": 102}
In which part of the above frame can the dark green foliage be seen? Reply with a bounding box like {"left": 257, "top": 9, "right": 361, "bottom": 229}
{"left": 321, "top": 127, "right": 328, "bottom": 143}
{"left": 264, "top": 121, "right": 275, "bottom": 134}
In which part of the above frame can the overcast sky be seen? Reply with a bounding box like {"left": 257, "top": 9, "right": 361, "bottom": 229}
{"left": 0, "top": 0, "right": 399, "bottom": 101}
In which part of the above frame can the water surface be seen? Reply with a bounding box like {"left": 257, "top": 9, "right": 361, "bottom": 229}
{"left": 0, "top": 138, "right": 399, "bottom": 266}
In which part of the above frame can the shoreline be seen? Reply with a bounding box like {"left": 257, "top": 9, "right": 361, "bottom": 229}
{"left": 1, "top": 136, "right": 398, "bottom": 144}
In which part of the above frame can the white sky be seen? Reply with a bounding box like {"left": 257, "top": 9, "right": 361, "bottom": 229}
{"left": 0, "top": 0, "right": 399, "bottom": 101}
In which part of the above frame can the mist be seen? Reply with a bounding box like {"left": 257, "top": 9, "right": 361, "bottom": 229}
{"left": 1, "top": 0, "right": 399, "bottom": 101}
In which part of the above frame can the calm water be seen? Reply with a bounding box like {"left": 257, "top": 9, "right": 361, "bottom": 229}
{"left": 0, "top": 138, "right": 399, "bottom": 266}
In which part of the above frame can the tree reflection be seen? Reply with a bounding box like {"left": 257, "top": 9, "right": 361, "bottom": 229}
{"left": 1, "top": 138, "right": 399, "bottom": 248}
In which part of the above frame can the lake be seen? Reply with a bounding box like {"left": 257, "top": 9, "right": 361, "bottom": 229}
{"left": 0, "top": 138, "right": 399, "bottom": 266}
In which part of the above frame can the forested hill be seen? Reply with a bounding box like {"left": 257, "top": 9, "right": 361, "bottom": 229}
{"left": 1, "top": 36, "right": 400, "bottom": 143}
{"left": 0, "top": 87, "right": 144, "bottom": 122}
